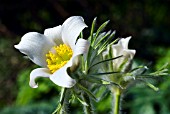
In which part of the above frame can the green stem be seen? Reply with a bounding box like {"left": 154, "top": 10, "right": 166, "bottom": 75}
{"left": 52, "top": 88, "right": 70, "bottom": 114}
{"left": 81, "top": 93, "right": 94, "bottom": 114}
{"left": 111, "top": 87, "right": 121, "bottom": 114}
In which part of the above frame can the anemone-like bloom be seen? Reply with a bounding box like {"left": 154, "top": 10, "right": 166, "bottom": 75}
{"left": 103, "top": 37, "right": 136, "bottom": 72}
{"left": 15, "top": 16, "right": 89, "bottom": 88}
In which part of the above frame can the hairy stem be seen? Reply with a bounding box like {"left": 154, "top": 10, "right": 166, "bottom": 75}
{"left": 52, "top": 88, "right": 70, "bottom": 114}
{"left": 81, "top": 93, "right": 94, "bottom": 114}
{"left": 111, "top": 87, "right": 121, "bottom": 114}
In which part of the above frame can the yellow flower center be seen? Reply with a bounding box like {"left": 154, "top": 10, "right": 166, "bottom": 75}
{"left": 46, "top": 44, "right": 73, "bottom": 73}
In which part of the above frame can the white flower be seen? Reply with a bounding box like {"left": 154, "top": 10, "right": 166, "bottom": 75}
{"left": 103, "top": 37, "right": 136, "bottom": 72}
{"left": 15, "top": 16, "right": 89, "bottom": 88}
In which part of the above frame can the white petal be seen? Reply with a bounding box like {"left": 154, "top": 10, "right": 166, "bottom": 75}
{"left": 111, "top": 44, "right": 122, "bottom": 57}
{"left": 119, "top": 36, "right": 131, "bottom": 49}
{"left": 30, "top": 68, "right": 51, "bottom": 88}
{"left": 44, "top": 25, "right": 63, "bottom": 45}
{"left": 49, "top": 38, "right": 89, "bottom": 88}
{"left": 111, "top": 36, "right": 132, "bottom": 57}
{"left": 102, "top": 49, "right": 108, "bottom": 59}
{"left": 114, "top": 49, "right": 135, "bottom": 68}
{"left": 62, "top": 16, "right": 87, "bottom": 49}
{"left": 71, "top": 39, "right": 90, "bottom": 70}
{"left": 108, "top": 37, "right": 136, "bottom": 70}
{"left": 73, "top": 39, "right": 90, "bottom": 56}
{"left": 14, "top": 32, "right": 55, "bottom": 67}
{"left": 123, "top": 49, "right": 136, "bottom": 59}
{"left": 50, "top": 62, "right": 76, "bottom": 88}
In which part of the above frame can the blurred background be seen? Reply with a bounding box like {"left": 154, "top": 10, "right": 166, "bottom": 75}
{"left": 0, "top": 0, "right": 170, "bottom": 114}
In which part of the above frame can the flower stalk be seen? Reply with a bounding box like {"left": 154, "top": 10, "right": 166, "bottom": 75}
{"left": 81, "top": 93, "right": 94, "bottom": 114}
{"left": 111, "top": 87, "right": 121, "bottom": 114}
{"left": 52, "top": 88, "right": 71, "bottom": 114}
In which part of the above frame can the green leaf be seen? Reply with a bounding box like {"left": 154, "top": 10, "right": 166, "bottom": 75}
{"left": 89, "top": 17, "right": 97, "bottom": 42}
{"left": 89, "top": 71, "right": 121, "bottom": 76}
{"left": 72, "top": 89, "right": 89, "bottom": 106}
{"left": 97, "top": 31, "right": 116, "bottom": 54}
{"left": 150, "top": 63, "right": 169, "bottom": 76}
{"left": 60, "top": 88, "right": 66, "bottom": 103}
{"left": 77, "top": 97, "right": 89, "bottom": 106}
{"left": 94, "top": 31, "right": 111, "bottom": 49}
{"left": 88, "top": 55, "right": 123, "bottom": 71}
{"left": 52, "top": 88, "right": 66, "bottom": 114}
{"left": 80, "top": 31, "right": 83, "bottom": 38}
{"left": 146, "top": 82, "right": 159, "bottom": 91}
{"left": 85, "top": 76, "right": 121, "bottom": 88}
{"left": 139, "top": 79, "right": 159, "bottom": 91}
{"left": 91, "top": 20, "right": 110, "bottom": 46}
{"left": 52, "top": 103, "right": 62, "bottom": 114}
{"left": 157, "top": 63, "right": 169, "bottom": 71}
{"left": 77, "top": 83, "right": 98, "bottom": 101}
{"left": 130, "top": 66, "right": 148, "bottom": 73}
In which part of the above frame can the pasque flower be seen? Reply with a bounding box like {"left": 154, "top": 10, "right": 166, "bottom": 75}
{"left": 15, "top": 16, "right": 89, "bottom": 88}
{"left": 103, "top": 37, "right": 136, "bottom": 72}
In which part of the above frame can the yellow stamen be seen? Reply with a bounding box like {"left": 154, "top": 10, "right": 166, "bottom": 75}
{"left": 46, "top": 44, "right": 73, "bottom": 73}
